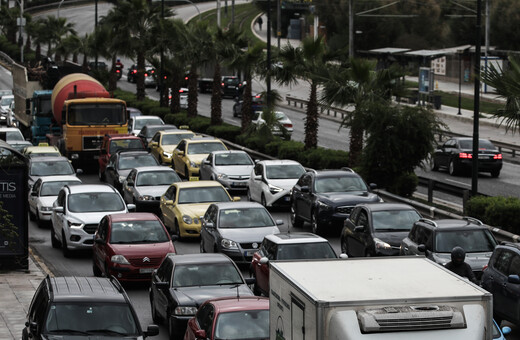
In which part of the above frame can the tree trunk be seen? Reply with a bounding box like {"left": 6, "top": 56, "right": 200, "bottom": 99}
{"left": 108, "top": 55, "right": 117, "bottom": 92}
{"left": 187, "top": 63, "right": 198, "bottom": 118}
{"left": 136, "top": 51, "right": 146, "bottom": 101}
{"left": 211, "top": 63, "right": 222, "bottom": 125}
{"left": 241, "top": 71, "right": 253, "bottom": 132}
{"left": 35, "top": 43, "right": 41, "bottom": 61}
{"left": 170, "top": 73, "right": 181, "bottom": 114}
{"left": 348, "top": 113, "right": 364, "bottom": 167}
{"left": 304, "top": 82, "right": 319, "bottom": 149}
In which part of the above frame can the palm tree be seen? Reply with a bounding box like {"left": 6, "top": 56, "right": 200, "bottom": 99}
{"left": 45, "top": 16, "right": 76, "bottom": 61}
{"left": 272, "top": 36, "right": 330, "bottom": 149}
{"left": 101, "top": 0, "right": 162, "bottom": 100}
{"left": 321, "top": 58, "right": 405, "bottom": 166}
{"left": 481, "top": 55, "right": 520, "bottom": 134}
{"left": 25, "top": 19, "right": 47, "bottom": 61}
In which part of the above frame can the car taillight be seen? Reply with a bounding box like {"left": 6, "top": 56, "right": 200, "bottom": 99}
{"left": 144, "top": 73, "right": 149, "bottom": 77}
{"left": 116, "top": 69, "right": 120, "bottom": 73}
{"left": 179, "top": 89, "right": 185, "bottom": 93}
{"left": 458, "top": 152, "right": 472, "bottom": 159}
{"left": 494, "top": 154, "right": 502, "bottom": 159}
{"left": 185, "top": 76, "right": 189, "bottom": 80}
{"left": 221, "top": 82, "right": 225, "bottom": 87}
{"left": 151, "top": 70, "right": 155, "bottom": 74}
{"left": 132, "top": 70, "right": 137, "bottom": 74}
{"left": 283, "top": 123, "right": 293, "bottom": 128}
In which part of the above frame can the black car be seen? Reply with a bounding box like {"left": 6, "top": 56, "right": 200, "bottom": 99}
{"left": 340, "top": 203, "right": 422, "bottom": 257}
{"left": 221, "top": 76, "right": 242, "bottom": 98}
{"left": 432, "top": 137, "right": 503, "bottom": 177}
{"left": 137, "top": 124, "right": 177, "bottom": 148}
{"left": 232, "top": 94, "right": 265, "bottom": 117}
{"left": 481, "top": 242, "right": 520, "bottom": 326}
{"left": 149, "top": 253, "right": 255, "bottom": 340}
{"left": 22, "top": 276, "right": 158, "bottom": 340}
{"left": 104, "top": 150, "right": 159, "bottom": 193}
{"left": 127, "top": 64, "right": 156, "bottom": 86}
{"left": 290, "top": 168, "right": 381, "bottom": 235}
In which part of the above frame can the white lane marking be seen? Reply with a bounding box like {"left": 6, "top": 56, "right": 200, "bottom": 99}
{"left": 445, "top": 178, "right": 471, "bottom": 187}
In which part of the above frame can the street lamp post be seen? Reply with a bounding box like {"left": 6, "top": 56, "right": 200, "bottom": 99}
{"left": 94, "top": 0, "right": 98, "bottom": 67}
{"left": 16, "top": 0, "right": 24, "bottom": 63}
{"left": 266, "top": 0, "right": 271, "bottom": 108}
{"left": 471, "top": 0, "right": 482, "bottom": 196}
{"left": 458, "top": 52, "right": 462, "bottom": 115}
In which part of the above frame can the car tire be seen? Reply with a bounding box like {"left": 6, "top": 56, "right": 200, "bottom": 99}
{"left": 62, "top": 231, "right": 71, "bottom": 258}
{"left": 174, "top": 220, "right": 182, "bottom": 240}
{"left": 311, "top": 212, "right": 321, "bottom": 235}
{"left": 253, "top": 279, "right": 262, "bottom": 296}
{"left": 35, "top": 210, "right": 43, "bottom": 228}
{"left": 340, "top": 237, "right": 349, "bottom": 256}
{"left": 167, "top": 312, "right": 182, "bottom": 340}
{"left": 490, "top": 169, "right": 500, "bottom": 178}
{"left": 448, "top": 159, "right": 459, "bottom": 176}
{"left": 98, "top": 169, "right": 105, "bottom": 182}
{"left": 150, "top": 295, "right": 163, "bottom": 324}
{"left": 29, "top": 209, "right": 35, "bottom": 221}
{"left": 290, "top": 206, "right": 303, "bottom": 228}
{"left": 200, "top": 240, "right": 205, "bottom": 253}
{"left": 93, "top": 262, "right": 102, "bottom": 277}
{"left": 184, "top": 166, "right": 190, "bottom": 179}
{"left": 261, "top": 194, "right": 267, "bottom": 207}
{"left": 431, "top": 156, "right": 439, "bottom": 171}
{"left": 51, "top": 227, "right": 60, "bottom": 248}
{"left": 247, "top": 188, "right": 253, "bottom": 202}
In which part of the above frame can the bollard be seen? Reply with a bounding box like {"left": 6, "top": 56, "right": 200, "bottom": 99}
{"left": 428, "top": 179, "right": 434, "bottom": 203}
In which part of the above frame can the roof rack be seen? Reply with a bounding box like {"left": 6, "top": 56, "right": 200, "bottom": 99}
{"left": 306, "top": 168, "right": 317, "bottom": 174}
{"left": 419, "top": 218, "right": 438, "bottom": 228}
{"left": 462, "top": 216, "right": 483, "bottom": 226}
{"left": 341, "top": 167, "right": 355, "bottom": 173}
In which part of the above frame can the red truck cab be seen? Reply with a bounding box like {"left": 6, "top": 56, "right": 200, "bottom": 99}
{"left": 98, "top": 134, "right": 145, "bottom": 181}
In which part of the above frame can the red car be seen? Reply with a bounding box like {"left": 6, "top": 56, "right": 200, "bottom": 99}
{"left": 92, "top": 212, "right": 176, "bottom": 282}
{"left": 183, "top": 296, "right": 269, "bottom": 340}
{"left": 98, "top": 134, "right": 145, "bottom": 181}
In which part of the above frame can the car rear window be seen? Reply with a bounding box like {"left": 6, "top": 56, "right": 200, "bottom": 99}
{"left": 172, "top": 263, "right": 243, "bottom": 287}
{"left": 30, "top": 161, "right": 75, "bottom": 176}
{"left": 277, "top": 242, "right": 337, "bottom": 260}
{"left": 187, "top": 142, "right": 226, "bottom": 155}
{"left": 434, "top": 229, "right": 497, "bottom": 253}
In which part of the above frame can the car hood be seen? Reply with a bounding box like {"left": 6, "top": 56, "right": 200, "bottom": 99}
{"left": 172, "top": 285, "right": 254, "bottom": 306}
{"left": 266, "top": 178, "right": 299, "bottom": 190}
{"left": 39, "top": 196, "right": 58, "bottom": 207}
{"left": 136, "top": 185, "right": 170, "bottom": 197}
{"left": 178, "top": 203, "right": 213, "bottom": 217}
{"left": 218, "top": 227, "right": 280, "bottom": 243}
{"left": 318, "top": 191, "right": 380, "bottom": 205}
{"left": 159, "top": 145, "right": 177, "bottom": 153}
{"left": 68, "top": 210, "right": 127, "bottom": 225}
{"left": 45, "top": 335, "right": 144, "bottom": 339}
{"left": 186, "top": 154, "right": 208, "bottom": 165}
{"left": 373, "top": 231, "right": 410, "bottom": 247}
{"left": 213, "top": 165, "right": 254, "bottom": 177}
{"left": 110, "top": 242, "right": 173, "bottom": 256}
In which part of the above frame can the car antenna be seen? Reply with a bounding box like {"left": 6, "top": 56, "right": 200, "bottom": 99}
{"left": 230, "top": 284, "right": 240, "bottom": 299}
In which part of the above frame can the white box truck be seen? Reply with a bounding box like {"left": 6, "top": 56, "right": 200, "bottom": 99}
{"left": 269, "top": 257, "right": 493, "bottom": 340}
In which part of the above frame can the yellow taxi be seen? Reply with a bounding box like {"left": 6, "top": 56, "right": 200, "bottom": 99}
{"left": 149, "top": 129, "right": 195, "bottom": 165}
{"left": 22, "top": 144, "right": 61, "bottom": 158}
{"left": 159, "top": 180, "right": 239, "bottom": 238}
{"left": 172, "top": 136, "right": 227, "bottom": 179}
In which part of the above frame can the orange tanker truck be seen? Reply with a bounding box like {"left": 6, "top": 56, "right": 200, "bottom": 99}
{"left": 48, "top": 73, "right": 128, "bottom": 168}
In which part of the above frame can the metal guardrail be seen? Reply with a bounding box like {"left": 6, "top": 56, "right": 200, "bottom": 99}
{"left": 0, "top": 51, "right": 15, "bottom": 71}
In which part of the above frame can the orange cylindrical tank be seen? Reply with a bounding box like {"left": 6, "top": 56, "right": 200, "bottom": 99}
{"left": 51, "top": 73, "right": 109, "bottom": 124}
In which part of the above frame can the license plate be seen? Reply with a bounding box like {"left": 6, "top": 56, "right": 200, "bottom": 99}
{"left": 244, "top": 251, "right": 254, "bottom": 257}
{"left": 139, "top": 268, "right": 154, "bottom": 274}
{"left": 189, "top": 176, "right": 199, "bottom": 181}
{"left": 227, "top": 85, "right": 235, "bottom": 88}
{"left": 284, "top": 196, "right": 291, "bottom": 202}
{"left": 233, "top": 182, "right": 246, "bottom": 187}
{"left": 478, "top": 155, "right": 489, "bottom": 159}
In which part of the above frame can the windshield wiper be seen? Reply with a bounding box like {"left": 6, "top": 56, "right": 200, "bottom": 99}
{"left": 49, "top": 329, "right": 90, "bottom": 335}
{"left": 86, "top": 329, "right": 128, "bottom": 336}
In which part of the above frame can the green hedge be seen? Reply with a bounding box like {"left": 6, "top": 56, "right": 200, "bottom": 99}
{"left": 466, "top": 196, "right": 520, "bottom": 234}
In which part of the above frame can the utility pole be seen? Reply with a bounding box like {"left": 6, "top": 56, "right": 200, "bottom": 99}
{"left": 266, "top": 0, "right": 271, "bottom": 108}
{"left": 471, "top": 0, "right": 482, "bottom": 196}
{"left": 349, "top": 0, "right": 354, "bottom": 58}
{"left": 94, "top": 0, "right": 98, "bottom": 67}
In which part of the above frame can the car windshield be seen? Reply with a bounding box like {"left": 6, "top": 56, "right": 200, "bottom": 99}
{"left": 215, "top": 310, "right": 269, "bottom": 340}
{"left": 30, "top": 161, "right": 74, "bottom": 176}
{"left": 68, "top": 192, "right": 125, "bottom": 212}
{"left": 371, "top": 210, "right": 421, "bottom": 231}
{"left": 162, "top": 133, "right": 194, "bottom": 145}
{"left": 118, "top": 154, "right": 157, "bottom": 170}
{"left": 215, "top": 153, "right": 253, "bottom": 166}
{"left": 187, "top": 142, "right": 226, "bottom": 155}
{"left": 135, "top": 118, "right": 163, "bottom": 130}
{"left": 136, "top": 171, "right": 180, "bottom": 186}
{"left": 218, "top": 208, "right": 274, "bottom": 228}
{"left": 265, "top": 164, "right": 305, "bottom": 180}
{"left": 109, "top": 220, "right": 170, "bottom": 244}
{"left": 3, "top": 130, "right": 24, "bottom": 141}
{"left": 68, "top": 103, "right": 126, "bottom": 126}
{"left": 314, "top": 176, "right": 368, "bottom": 193}
{"left": 45, "top": 302, "right": 139, "bottom": 336}
{"left": 277, "top": 242, "right": 337, "bottom": 260}
{"left": 40, "top": 181, "right": 81, "bottom": 196}
{"left": 223, "top": 77, "right": 240, "bottom": 85}
{"left": 434, "top": 229, "right": 497, "bottom": 253}
{"left": 172, "top": 263, "right": 243, "bottom": 287}
{"left": 178, "top": 187, "right": 231, "bottom": 204}
{"left": 1, "top": 96, "right": 14, "bottom": 107}
{"left": 28, "top": 152, "right": 60, "bottom": 158}
{"left": 459, "top": 139, "right": 496, "bottom": 150}
{"left": 109, "top": 139, "right": 144, "bottom": 153}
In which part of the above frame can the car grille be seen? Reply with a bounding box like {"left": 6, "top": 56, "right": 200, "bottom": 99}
{"left": 229, "top": 175, "right": 249, "bottom": 180}
{"left": 128, "top": 256, "right": 164, "bottom": 267}
{"left": 336, "top": 206, "right": 355, "bottom": 214}
{"left": 83, "top": 136, "right": 104, "bottom": 151}
{"left": 240, "top": 242, "right": 261, "bottom": 250}
{"left": 84, "top": 224, "right": 98, "bottom": 234}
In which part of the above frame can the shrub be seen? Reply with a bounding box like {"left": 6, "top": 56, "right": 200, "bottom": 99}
{"left": 386, "top": 172, "right": 418, "bottom": 198}
{"left": 206, "top": 124, "right": 241, "bottom": 142}
{"left": 164, "top": 112, "right": 190, "bottom": 127}
{"left": 466, "top": 196, "right": 520, "bottom": 233}
{"left": 265, "top": 140, "right": 284, "bottom": 158}
{"left": 149, "top": 107, "right": 170, "bottom": 119}
{"left": 188, "top": 116, "right": 212, "bottom": 133}
{"left": 277, "top": 140, "right": 305, "bottom": 161}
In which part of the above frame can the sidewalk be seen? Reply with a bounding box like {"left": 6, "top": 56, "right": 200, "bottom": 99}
{"left": 0, "top": 251, "right": 48, "bottom": 340}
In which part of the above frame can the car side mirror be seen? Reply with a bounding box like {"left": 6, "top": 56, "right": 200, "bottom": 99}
{"left": 144, "top": 324, "right": 160, "bottom": 338}
{"left": 31, "top": 192, "right": 37, "bottom": 197}
{"left": 149, "top": 141, "right": 158, "bottom": 147}
{"left": 205, "top": 222, "right": 214, "bottom": 229}
{"left": 245, "top": 277, "right": 255, "bottom": 285}
{"left": 193, "top": 329, "right": 206, "bottom": 339}
{"left": 76, "top": 168, "right": 83, "bottom": 175}
{"left": 300, "top": 186, "right": 310, "bottom": 193}
{"left": 417, "top": 244, "right": 427, "bottom": 253}
{"left": 203, "top": 159, "right": 210, "bottom": 165}
{"left": 94, "top": 238, "right": 106, "bottom": 245}
{"left": 276, "top": 219, "right": 284, "bottom": 226}
{"left": 502, "top": 326, "right": 512, "bottom": 335}
{"left": 508, "top": 274, "right": 520, "bottom": 284}
{"left": 259, "top": 257, "right": 269, "bottom": 265}
{"left": 254, "top": 175, "right": 262, "bottom": 181}
{"left": 170, "top": 234, "right": 179, "bottom": 242}
{"left": 166, "top": 200, "right": 174, "bottom": 206}
{"left": 29, "top": 321, "right": 38, "bottom": 333}
{"left": 106, "top": 166, "right": 114, "bottom": 172}
{"left": 369, "top": 183, "right": 377, "bottom": 190}
{"left": 354, "top": 225, "right": 365, "bottom": 233}
{"left": 127, "top": 180, "right": 134, "bottom": 186}
{"left": 127, "top": 204, "right": 136, "bottom": 212}
{"left": 53, "top": 206, "right": 64, "bottom": 213}
{"left": 339, "top": 253, "right": 349, "bottom": 259}
{"left": 154, "top": 281, "right": 169, "bottom": 290}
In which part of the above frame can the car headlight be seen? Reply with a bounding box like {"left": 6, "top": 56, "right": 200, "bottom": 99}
{"left": 111, "top": 255, "right": 130, "bottom": 265}
{"left": 138, "top": 195, "right": 155, "bottom": 201}
{"left": 374, "top": 238, "right": 392, "bottom": 250}
{"left": 67, "top": 220, "right": 83, "bottom": 228}
{"left": 174, "top": 306, "right": 198, "bottom": 315}
{"left": 221, "top": 238, "right": 238, "bottom": 249}
{"left": 162, "top": 151, "right": 172, "bottom": 158}
{"left": 189, "top": 161, "right": 199, "bottom": 168}
{"left": 378, "top": 197, "right": 384, "bottom": 202}
{"left": 182, "top": 215, "right": 199, "bottom": 224}
{"left": 41, "top": 206, "right": 53, "bottom": 211}
{"left": 317, "top": 200, "right": 333, "bottom": 211}
{"left": 216, "top": 173, "right": 228, "bottom": 180}
{"left": 268, "top": 184, "right": 283, "bottom": 194}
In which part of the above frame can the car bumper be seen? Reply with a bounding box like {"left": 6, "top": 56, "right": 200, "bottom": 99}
{"left": 179, "top": 221, "right": 201, "bottom": 238}
{"left": 65, "top": 228, "right": 96, "bottom": 250}
{"left": 38, "top": 210, "right": 53, "bottom": 221}
{"left": 316, "top": 210, "right": 349, "bottom": 227}
{"left": 220, "top": 248, "right": 259, "bottom": 264}
{"left": 457, "top": 159, "right": 502, "bottom": 171}
{"left": 170, "top": 315, "right": 192, "bottom": 338}
{"left": 108, "top": 264, "right": 159, "bottom": 282}
{"left": 218, "top": 178, "right": 249, "bottom": 191}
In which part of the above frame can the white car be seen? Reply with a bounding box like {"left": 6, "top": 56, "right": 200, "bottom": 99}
{"left": 167, "top": 88, "right": 188, "bottom": 109}
{"left": 252, "top": 111, "right": 293, "bottom": 139}
{"left": 28, "top": 176, "right": 82, "bottom": 227}
{"left": 247, "top": 159, "right": 306, "bottom": 208}
{"left": 128, "top": 115, "right": 164, "bottom": 136}
{"left": 0, "top": 126, "right": 31, "bottom": 151}
{"left": 51, "top": 184, "right": 135, "bottom": 257}
{"left": 28, "top": 156, "right": 79, "bottom": 191}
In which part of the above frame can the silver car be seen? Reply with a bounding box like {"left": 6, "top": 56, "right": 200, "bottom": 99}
{"left": 28, "top": 156, "right": 79, "bottom": 190}
{"left": 199, "top": 150, "right": 254, "bottom": 191}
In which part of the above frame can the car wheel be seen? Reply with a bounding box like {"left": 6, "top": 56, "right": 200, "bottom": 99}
{"left": 29, "top": 209, "right": 35, "bottom": 221}
{"left": 93, "top": 262, "right": 102, "bottom": 277}
{"left": 200, "top": 239, "right": 205, "bottom": 253}
{"left": 174, "top": 220, "right": 182, "bottom": 240}
{"left": 247, "top": 188, "right": 253, "bottom": 202}
{"left": 51, "top": 227, "right": 60, "bottom": 248}
{"left": 253, "top": 277, "right": 262, "bottom": 296}
{"left": 490, "top": 169, "right": 500, "bottom": 178}
{"left": 184, "top": 165, "right": 190, "bottom": 179}
{"left": 290, "top": 206, "right": 303, "bottom": 228}
{"left": 340, "top": 237, "right": 349, "bottom": 256}
{"left": 98, "top": 169, "right": 105, "bottom": 182}
{"left": 311, "top": 212, "right": 321, "bottom": 235}
{"left": 261, "top": 194, "right": 267, "bottom": 207}
{"left": 62, "top": 231, "right": 71, "bottom": 258}
{"left": 431, "top": 156, "right": 439, "bottom": 171}
{"left": 150, "top": 295, "right": 163, "bottom": 324}
{"left": 35, "top": 210, "right": 43, "bottom": 228}
{"left": 167, "top": 312, "right": 181, "bottom": 340}
{"left": 448, "top": 159, "right": 459, "bottom": 176}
